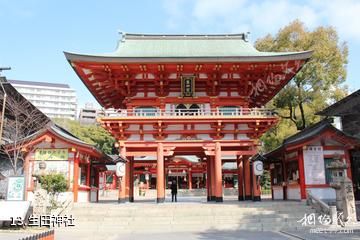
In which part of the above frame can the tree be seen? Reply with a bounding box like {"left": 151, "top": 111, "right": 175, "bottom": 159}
{"left": 256, "top": 20, "right": 348, "bottom": 131}
{"left": 38, "top": 173, "right": 68, "bottom": 210}
{"left": 53, "top": 118, "right": 117, "bottom": 154}
{"left": 0, "top": 82, "right": 50, "bottom": 175}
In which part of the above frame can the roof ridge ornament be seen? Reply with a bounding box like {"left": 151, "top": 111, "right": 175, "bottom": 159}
{"left": 118, "top": 30, "right": 126, "bottom": 42}
{"left": 244, "top": 32, "right": 250, "bottom": 42}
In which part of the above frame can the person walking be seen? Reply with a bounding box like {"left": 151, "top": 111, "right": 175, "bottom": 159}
{"left": 171, "top": 180, "right": 178, "bottom": 202}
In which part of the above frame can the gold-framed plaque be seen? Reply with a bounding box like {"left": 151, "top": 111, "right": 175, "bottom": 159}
{"left": 181, "top": 75, "right": 195, "bottom": 97}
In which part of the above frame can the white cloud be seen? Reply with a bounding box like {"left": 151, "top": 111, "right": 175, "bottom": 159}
{"left": 162, "top": 0, "right": 360, "bottom": 41}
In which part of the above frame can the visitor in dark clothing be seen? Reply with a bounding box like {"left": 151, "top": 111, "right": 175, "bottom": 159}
{"left": 171, "top": 180, "right": 177, "bottom": 202}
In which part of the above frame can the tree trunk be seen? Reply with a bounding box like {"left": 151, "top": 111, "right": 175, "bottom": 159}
{"left": 298, "top": 101, "right": 306, "bottom": 130}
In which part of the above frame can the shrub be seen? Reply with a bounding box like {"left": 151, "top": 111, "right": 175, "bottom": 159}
{"left": 39, "top": 173, "right": 68, "bottom": 195}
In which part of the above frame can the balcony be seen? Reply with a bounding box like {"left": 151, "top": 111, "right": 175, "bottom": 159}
{"left": 104, "top": 108, "right": 275, "bottom": 119}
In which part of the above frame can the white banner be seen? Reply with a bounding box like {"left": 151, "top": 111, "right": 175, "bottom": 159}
{"left": 303, "top": 146, "right": 326, "bottom": 185}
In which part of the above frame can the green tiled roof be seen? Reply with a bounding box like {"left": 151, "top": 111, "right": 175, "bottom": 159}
{"left": 64, "top": 33, "right": 312, "bottom": 62}
{"left": 106, "top": 33, "right": 286, "bottom": 58}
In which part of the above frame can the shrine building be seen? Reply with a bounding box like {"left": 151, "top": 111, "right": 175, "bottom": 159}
{"left": 20, "top": 124, "right": 116, "bottom": 203}
{"left": 64, "top": 33, "right": 312, "bottom": 203}
{"left": 264, "top": 119, "right": 359, "bottom": 202}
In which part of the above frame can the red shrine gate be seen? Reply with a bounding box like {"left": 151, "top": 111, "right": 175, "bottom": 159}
{"left": 65, "top": 33, "right": 311, "bottom": 202}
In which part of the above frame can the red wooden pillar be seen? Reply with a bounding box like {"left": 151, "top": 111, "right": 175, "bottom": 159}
{"left": 188, "top": 169, "right": 192, "bottom": 190}
{"left": 214, "top": 142, "right": 223, "bottom": 202}
{"left": 86, "top": 163, "right": 91, "bottom": 186}
{"left": 244, "top": 157, "right": 251, "bottom": 200}
{"left": 73, "top": 152, "right": 79, "bottom": 202}
{"left": 252, "top": 162, "right": 261, "bottom": 201}
{"left": 206, "top": 158, "right": 212, "bottom": 201}
{"left": 237, "top": 157, "right": 244, "bottom": 201}
{"left": 119, "top": 146, "right": 127, "bottom": 203}
{"left": 210, "top": 156, "right": 216, "bottom": 201}
{"left": 129, "top": 157, "right": 134, "bottom": 202}
{"left": 344, "top": 149, "right": 353, "bottom": 180}
{"left": 298, "top": 148, "right": 307, "bottom": 200}
{"left": 157, "top": 143, "right": 165, "bottom": 203}
{"left": 24, "top": 153, "right": 30, "bottom": 200}
{"left": 125, "top": 158, "right": 131, "bottom": 201}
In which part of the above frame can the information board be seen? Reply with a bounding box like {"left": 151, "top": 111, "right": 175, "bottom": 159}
{"left": 6, "top": 176, "right": 25, "bottom": 201}
{"left": 303, "top": 146, "right": 326, "bottom": 185}
{"left": 35, "top": 148, "right": 68, "bottom": 161}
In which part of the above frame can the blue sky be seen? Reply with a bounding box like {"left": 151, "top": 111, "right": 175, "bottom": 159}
{"left": 0, "top": 0, "right": 359, "bottom": 108}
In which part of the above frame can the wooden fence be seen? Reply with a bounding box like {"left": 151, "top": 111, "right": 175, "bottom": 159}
{"left": 19, "top": 229, "right": 54, "bottom": 240}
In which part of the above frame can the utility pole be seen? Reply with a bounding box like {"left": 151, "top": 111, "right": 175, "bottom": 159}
{"left": 0, "top": 67, "right": 11, "bottom": 143}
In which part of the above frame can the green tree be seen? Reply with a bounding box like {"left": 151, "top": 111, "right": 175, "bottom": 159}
{"left": 256, "top": 20, "right": 348, "bottom": 152}
{"left": 39, "top": 173, "right": 68, "bottom": 209}
{"left": 256, "top": 20, "right": 348, "bottom": 131}
{"left": 260, "top": 170, "right": 271, "bottom": 190}
{"left": 53, "top": 118, "right": 117, "bottom": 154}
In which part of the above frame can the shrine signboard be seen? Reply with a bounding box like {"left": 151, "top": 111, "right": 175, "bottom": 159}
{"left": 6, "top": 176, "right": 25, "bottom": 201}
{"left": 35, "top": 149, "right": 68, "bottom": 161}
{"left": 181, "top": 76, "right": 195, "bottom": 97}
{"left": 303, "top": 146, "right": 326, "bottom": 184}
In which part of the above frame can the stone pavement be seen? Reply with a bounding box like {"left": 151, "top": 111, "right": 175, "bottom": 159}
{"left": 54, "top": 229, "right": 360, "bottom": 240}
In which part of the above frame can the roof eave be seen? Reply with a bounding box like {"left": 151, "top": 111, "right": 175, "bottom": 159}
{"left": 64, "top": 51, "right": 313, "bottom": 64}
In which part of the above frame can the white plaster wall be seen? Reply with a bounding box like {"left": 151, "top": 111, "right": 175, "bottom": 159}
{"left": 27, "top": 191, "right": 34, "bottom": 202}
{"left": 134, "top": 92, "right": 145, "bottom": 97}
{"left": 168, "top": 73, "right": 177, "bottom": 79}
{"left": 90, "top": 190, "right": 98, "bottom": 202}
{"left": 143, "top": 125, "right": 154, "bottom": 130}
{"left": 272, "top": 186, "right": 284, "bottom": 200}
{"left": 78, "top": 191, "right": 89, "bottom": 203}
{"left": 194, "top": 124, "right": 211, "bottom": 130}
{"left": 167, "top": 125, "right": 184, "bottom": 131}
{"left": 287, "top": 187, "right": 301, "bottom": 200}
{"left": 168, "top": 92, "right": 180, "bottom": 97}
{"left": 307, "top": 187, "right": 336, "bottom": 200}
{"left": 147, "top": 92, "right": 156, "bottom": 97}
{"left": 128, "top": 135, "right": 140, "bottom": 141}
{"left": 166, "top": 134, "right": 181, "bottom": 140}
{"left": 221, "top": 73, "right": 228, "bottom": 78}
{"left": 223, "top": 134, "right": 234, "bottom": 140}
{"left": 143, "top": 134, "right": 155, "bottom": 141}
{"left": 196, "top": 92, "right": 207, "bottom": 97}
{"left": 197, "top": 134, "right": 212, "bottom": 140}
{"left": 237, "top": 134, "right": 249, "bottom": 140}
{"left": 233, "top": 73, "right": 240, "bottom": 78}
{"left": 224, "top": 124, "right": 235, "bottom": 130}
{"left": 237, "top": 124, "right": 249, "bottom": 130}
{"left": 128, "top": 124, "right": 140, "bottom": 131}
{"left": 219, "top": 92, "right": 228, "bottom": 96}
{"left": 199, "top": 73, "right": 207, "bottom": 78}
{"left": 204, "top": 104, "right": 211, "bottom": 113}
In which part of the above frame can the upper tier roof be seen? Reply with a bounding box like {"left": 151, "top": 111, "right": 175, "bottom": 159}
{"left": 64, "top": 33, "right": 312, "bottom": 62}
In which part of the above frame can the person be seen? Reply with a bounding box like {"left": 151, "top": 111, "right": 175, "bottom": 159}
{"left": 170, "top": 180, "right": 178, "bottom": 202}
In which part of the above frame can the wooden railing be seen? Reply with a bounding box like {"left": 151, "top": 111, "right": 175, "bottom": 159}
{"left": 19, "top": 229, "right": 54, "bottom": 240}
{"left": 110, "top": 108, "right": 275, "bottom": 118}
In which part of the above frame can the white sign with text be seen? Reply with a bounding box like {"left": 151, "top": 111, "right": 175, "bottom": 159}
{"left": 303, "top": 146, "right": 326, "bottom": 185}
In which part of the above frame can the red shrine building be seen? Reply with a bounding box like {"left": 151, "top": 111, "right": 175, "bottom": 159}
{"left": 65, "top": 33, "right": 312, "bottom": 202}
